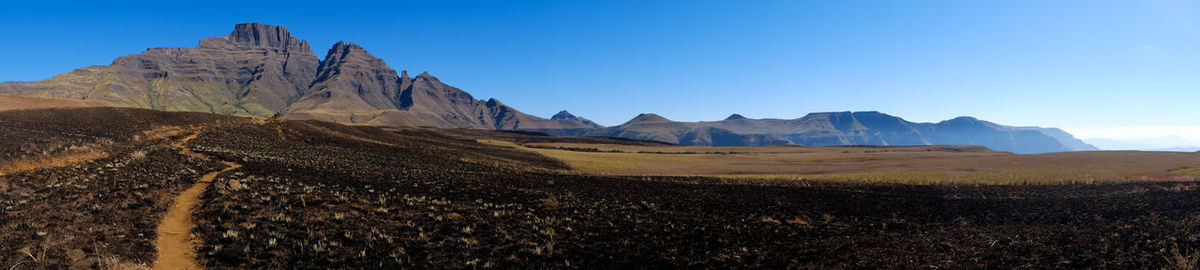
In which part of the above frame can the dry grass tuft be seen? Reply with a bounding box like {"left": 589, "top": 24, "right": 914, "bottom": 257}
{"left": 1166, "top": 247, "right": 1200, "bottom": 270}
{"left": 0, "top": 148, "right": 109, "bottom": 175}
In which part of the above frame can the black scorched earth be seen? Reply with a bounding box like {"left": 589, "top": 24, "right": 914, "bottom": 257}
{"left": 4, "top": 107, "right": 1200, "bottom": 268}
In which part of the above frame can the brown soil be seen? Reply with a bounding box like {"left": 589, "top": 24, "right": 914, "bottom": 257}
{"left": 152, "top": 130, "right": 242, "bottom": 269}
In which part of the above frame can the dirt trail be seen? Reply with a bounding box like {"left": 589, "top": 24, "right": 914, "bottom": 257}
{"left": 152, "top": 128, "right": 240, "bottom": 270}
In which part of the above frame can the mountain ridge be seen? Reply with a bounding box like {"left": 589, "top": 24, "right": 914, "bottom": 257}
{"left": 538, "top": 111, "right": 1098, "bottom": 153}
{"left": 0, "top": 23, "right": 595, "bottom": 130}
{"left": 0, "top": 23, "right": 1094, "bottom": 153}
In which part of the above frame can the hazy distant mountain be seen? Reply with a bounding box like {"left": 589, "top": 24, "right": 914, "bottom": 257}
{"left": 1018, "top": 127, "right": 1101, "bottom": 153}
{"left": 1085, "top": 136, "right": 1200, "bottom": 152}
{"left": 1148, "top": 146, "right": 1200, "bottom": 152}
{"left": 540, "top": 111, "right": 1097, "bottom": 154}
{"left": 0, "top": 23, "right": 596, "bottom": 130}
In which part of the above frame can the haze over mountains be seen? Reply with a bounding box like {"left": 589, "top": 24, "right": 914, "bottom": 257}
{"left": 1085, "top": 136, "right": 1200, "bottom": 152}
{"left": 0, "top": 23, "right": 1096, "bottom": 154}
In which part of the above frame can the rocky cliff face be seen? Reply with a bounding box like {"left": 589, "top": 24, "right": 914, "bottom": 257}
{"left": 0, "top": 23, "right": 599, "bottom": 130}
{"left": 0, "top": 23, "right": 319, "bottom": 117}
{"left": 550, "top": 111, "right": 1096, "bottom": 154}
{"left": 284, "top": 41, "right": 402, "bottom": 122}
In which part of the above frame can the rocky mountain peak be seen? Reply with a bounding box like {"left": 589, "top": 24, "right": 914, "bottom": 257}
{"left": 625, "top": 113, "right": 671, "bottom": 125}
{"left": 485, "top": 98, "right": 505, "bottom": 107}
{"left": 326, "top": 41, "right": 370, "bottom": 56}
{"left": 548, "top": 110, "right": 603, "bottom": 128}
{"left": 316, "top": 41, "right": 387, "bottom": 72}
{"left": 551, "top": 110, "right": 577, "bottom": 120}
{"left": 415, "top": 71, "right": 441, "bottom": 81}
{"left": 230, "top": 23, "right": 309, "bottom": 51}
{"left": 725, "top": 114, "right": 747, "bottom": 120}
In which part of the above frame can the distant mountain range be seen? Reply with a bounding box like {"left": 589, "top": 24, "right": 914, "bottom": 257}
{"left": 1085, "top": 136, "right": 1200, "bottom": 152}
{"left": 534, "top": 112, "right": 1097, "bottom": 154}
{"left": 0, "top": 23, "right": 1095, "bottom": 153}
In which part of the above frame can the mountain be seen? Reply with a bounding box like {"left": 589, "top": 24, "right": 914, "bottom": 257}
{"left": 545, "top": 111, "right": 1096, "bottom": 154}
{"left": 0, "top": 23, "right": 596, "bottom": 130}
{"left": 1149, "top": 146, "right": 1200, "bottom": 152}
{"left": 551, "top": 110, "right": 602, "bottom": 128}
{"left": 0, "top": 23, "right": 318, "bottom": 116}
{"left": 1085, "top": 136, "right": 1200, "bottom": 151}
{"left": 0, "top": 23, "right": 1093, "bottom": 153}
{"left": 1019, "top": 127, "right": 1101, "bottom": 152}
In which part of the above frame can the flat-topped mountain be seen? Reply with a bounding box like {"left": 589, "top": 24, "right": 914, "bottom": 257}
{"left": 0, "top": 23, "right": 595, "bottom": 130}
{"left": 0, "top": 23, "right": 319, "bottom": 116}
{"left": 539, "top": 111, "right": 1098, "bottom": 154}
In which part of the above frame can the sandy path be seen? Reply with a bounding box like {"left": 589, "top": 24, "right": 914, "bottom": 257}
{"left": 152, "top": 129, "right": 240, "bottom": 269}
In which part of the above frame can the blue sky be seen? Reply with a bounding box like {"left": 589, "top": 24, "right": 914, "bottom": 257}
{"left": 2, "top": 0, "right": 1198, "bottom": 145}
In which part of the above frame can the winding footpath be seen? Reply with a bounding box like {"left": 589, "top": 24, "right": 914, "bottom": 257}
{"left": 152, "top": 128, "right": 241, "bottom": 270}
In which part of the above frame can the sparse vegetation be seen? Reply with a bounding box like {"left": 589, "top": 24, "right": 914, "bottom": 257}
{"left": 0, "top": 108, "right": 234, "bottom": 268}
{"left": 6, "top": 107, "right": 1200, "bottom": 268}
{"left": 488, "top": 141, "right": 1200, "bottom": 184}
{"left": 525, "top": 144, "right": 624, "bottom": 153}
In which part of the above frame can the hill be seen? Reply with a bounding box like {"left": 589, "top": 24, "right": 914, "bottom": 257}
{"left": 538, "top": 111, "right": 1097, "bottom": 154}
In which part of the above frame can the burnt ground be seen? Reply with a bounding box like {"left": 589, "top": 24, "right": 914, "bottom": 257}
{"left": 4, "top": 108, "right": 1200, "bottom": 268}
{"left": 0, "top": 108, "right": 233, "bottom": 268}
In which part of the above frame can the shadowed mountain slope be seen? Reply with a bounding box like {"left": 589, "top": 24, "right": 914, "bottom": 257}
{"left": 0, "top": 23, "right": 598, "bottom": 130}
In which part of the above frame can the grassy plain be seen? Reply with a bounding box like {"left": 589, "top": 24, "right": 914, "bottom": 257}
{"left": 480, "top": 140, "right": 1200, "bottom": 184}
{"left": 0, "top": 94, "right": 110, "bottom": 112}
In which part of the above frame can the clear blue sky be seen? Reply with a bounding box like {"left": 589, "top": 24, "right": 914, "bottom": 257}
{"left": 2, "top": 0, "right": 1198, "bottom": 143}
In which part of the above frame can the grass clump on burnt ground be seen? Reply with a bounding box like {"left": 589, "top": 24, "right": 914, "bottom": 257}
{"left": 0, "top": 108, "right": 235, "bottom": 268}
{"left": 190, "top": 121, "right": 577, "bottom": 268}
{"left": 190, "top": 123, "right": 1200, "bottom": 268}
